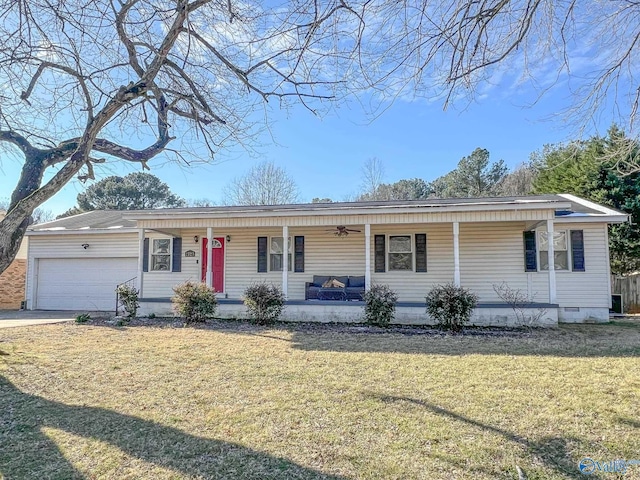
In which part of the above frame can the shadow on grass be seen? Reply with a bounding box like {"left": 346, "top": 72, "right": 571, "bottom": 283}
{"left": 287, "top": 323, "right": 640, "bottom": 357}
{"left": 76, "top": 318, "right": 640, "bottom": 357}
{"left": 616, "top": 417, "right": 640, "bottom": 429}
{"left": 0, "top": 376, "right": 343, "bottom": 480}
{"left": 366, "top": 392, "right": 603, "bottom": 480}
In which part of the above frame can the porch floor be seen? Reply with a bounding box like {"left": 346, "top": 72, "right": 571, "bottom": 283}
{"left": 139, "top": 297, "right": 558, "bottom": 309}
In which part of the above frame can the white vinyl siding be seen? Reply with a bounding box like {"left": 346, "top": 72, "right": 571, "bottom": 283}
{"left": 459, "top": 222, "right": 535, "bottom": 302}
{"left": 142, "top": 229, "right": 203, "bottom": 298}
{"left": 532, "top": 223, "right": 610, "bottom": 308}
{"left": 25, "top": 233, "right": 139, "bottom": 309}
{"left": 287, "top": 227, "right": 365, "bottom": 300}
{"left": 136, "top": 208, "right": 556, "bottom": 230}
{"left": 221, "top": 227, "right": 366, "bottom": 300}
{"left": 26, "top": 219, "right": 613, "bottom": 311}
{"left": 371, "top": 224, "right": 453, "bottom": 302}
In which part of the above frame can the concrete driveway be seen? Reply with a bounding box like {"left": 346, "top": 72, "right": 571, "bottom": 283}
{"left": 0, "top": 310, "right": 102, "bottom": 328}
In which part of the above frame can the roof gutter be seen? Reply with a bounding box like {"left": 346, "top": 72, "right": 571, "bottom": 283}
{"left": 122, "top": 200, "right": 571, "bottom": 221}
{"left": 26, "top": 228, "right": 140, "bottom": 236}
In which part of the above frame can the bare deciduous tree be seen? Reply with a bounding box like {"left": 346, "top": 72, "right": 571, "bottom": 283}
{"left": 0, "top": 200, "right": 54, "bottom": 225}
{"left": 2, "top": 0, "right": 639, "bottom": 274}
{"left": 359, "top": 158, "right": 386, "bottom": 200}
{"left": 495, "top": 163, "right": 537, "bottom": 196}
{"left": 0, "top": 0, "right": 366, "bottom": 273}
{"left": 223, "top": 161, "right": 299, "bottom": 205}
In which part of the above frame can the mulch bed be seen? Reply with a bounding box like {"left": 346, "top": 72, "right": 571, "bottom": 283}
{"left": 85, "top": 315, "right": 535, "bottom": 337}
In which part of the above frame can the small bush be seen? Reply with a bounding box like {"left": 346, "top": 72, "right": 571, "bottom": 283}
{"left": 493, "top": 282, "right": 547, "bottom": 327}
{"left": 172, "top": 282, "right": 217, "bottom": 323}
{"left": 148, "top": 312, "right": 156, "bottom": 319}
{"left": 426, "top": 283, "right": 478, "bottom": 332}
{"left": 243, "top": 283, "right": 285, "bottom": 325}
{"left": 75, "top": 313, "right": 91, "bottom": 324}
{"left": 363, "top": 284, "right": 398, "bottom": 327}
{"left": 116, "top": 283, "right": 139, "bottom": 318}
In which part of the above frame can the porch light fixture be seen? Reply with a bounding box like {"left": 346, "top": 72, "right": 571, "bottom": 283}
{"left": 226, "top": 235, "right": 231, "bottom": 243}
{"left": 81, "top": 243, "right": 89, "bottom": 249}
{"left": 193, "top": 235, "right": 199, "bottom": 243}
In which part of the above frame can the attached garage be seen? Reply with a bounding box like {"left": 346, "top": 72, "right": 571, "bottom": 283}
{"left": 34, "top": 257, "right": 138, "bottom": 311}
{"left": 25, "top": 211, "right": 140, "bottom": 311}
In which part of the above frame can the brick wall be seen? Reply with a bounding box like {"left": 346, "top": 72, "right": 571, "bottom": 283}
{"left": 0, "top": 259, "right": 26, "bottom": 309}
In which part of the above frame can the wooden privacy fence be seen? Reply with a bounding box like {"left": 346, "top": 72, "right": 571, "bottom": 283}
{"left": 612, "top": 274, "right": 640, "bottom": 313}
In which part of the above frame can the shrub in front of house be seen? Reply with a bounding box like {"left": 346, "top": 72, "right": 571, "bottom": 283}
{"left": 116, "top": 283, "right": 139, "bottom": 318}
{"left": 75, "top": 313, "right": 91, "bottom": 324}
{"left": 172, "top": 281, "right": 217, "bottom": 323}
{"left": 243, "top": 283, "right": 285, "bottom": 325}
{"left": 426, "top": 283, "right": 478, "bottom": 332}
{"left": 363, "top": 284, "right": 398, "bottom": 327}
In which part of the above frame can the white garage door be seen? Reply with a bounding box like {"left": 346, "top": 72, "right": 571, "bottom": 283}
{"left": 36, "top": 257, "right": 138, "bottom": 311}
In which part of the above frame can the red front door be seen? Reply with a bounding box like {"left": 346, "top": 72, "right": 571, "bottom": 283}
{"left": 201, "top": 237, "right": 225, "bottom": 292}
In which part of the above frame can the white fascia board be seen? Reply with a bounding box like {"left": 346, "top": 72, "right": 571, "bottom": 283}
{"left": 123, "top": 200, "right": 571, "bottom": 221}
{"left": 554, "top": 215, "right": 629, "bottom": 224}
{"left": 25, "top": 228, "right": 140, "bottom": 236}
{"left": 558, "top": 193, "right": 626, "bottom": 216}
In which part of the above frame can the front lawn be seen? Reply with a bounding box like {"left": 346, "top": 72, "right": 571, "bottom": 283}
{"left": 1, "top": 319, "right": 639, "bottom": 479}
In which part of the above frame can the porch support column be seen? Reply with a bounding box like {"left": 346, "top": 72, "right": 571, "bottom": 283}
{"left": 364, "top": 223, "right": 371, "bottom": 290}
{"left": 206, "top": 227, "right": 213, "bottom": 288}
{"left": 137, "top": 228, "right": 145, "bottom": 296}
{"left": 453, "top": 221, "right": 461, "bottom": 287}
{"left": 546, "top": 219, "right": 557, "bottom": 304}
{"left": 282, "top": 226, "right": 289, "bottom": 297}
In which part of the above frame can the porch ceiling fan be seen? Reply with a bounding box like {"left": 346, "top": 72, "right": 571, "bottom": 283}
{"left": 326, "top": 225, "right": 362, "bottom": 237}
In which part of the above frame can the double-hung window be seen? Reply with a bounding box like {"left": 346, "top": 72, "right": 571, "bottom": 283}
{"left": 538, "top": 231, "right": 569, "bottom": 271}
{"left": 150, "top": 238, "right": 171, "bottom": 271}
{"left": 388, "top": 235, "right": 413, "bottom": 271}
{"left": 270, "top": 237, "right": 292, "bottom": 271}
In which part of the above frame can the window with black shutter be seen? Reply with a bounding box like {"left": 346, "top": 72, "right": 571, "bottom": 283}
{"left": 415, "top": 234, "right": 427, "bottom": 272}
{"left": 257, "top": 237, "right": 268, "bottom": 272}
{"left": 570, "top": 230, "right": 585, "bottom": 272}
{"left": 294, "top": 236, "right": 304, "bottom": 272}
{"left": 374, "top": 235, "right": 386, "bottom": 272}
{"left": 523, "top": 231, "right": 537, "bottom": 272}
{"left": 142, "top": 238, "right": 149, "bottom": 272}
{"left": 172, "top": 237, "right": 182, "bottom": 272}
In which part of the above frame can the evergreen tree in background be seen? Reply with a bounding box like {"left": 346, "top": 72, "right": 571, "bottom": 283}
{"left": 57, "top": 173, "right": 185, "bottom": 218}
{"left": 533, "top": 126, "right": 640, "bottom": 274}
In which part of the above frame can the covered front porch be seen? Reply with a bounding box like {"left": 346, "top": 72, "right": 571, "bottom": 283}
{"left": 137, "top": 297, "right": 558, "bottom": 326}
{"left": 131, "top": 202, "right": 565, "bottom": 326}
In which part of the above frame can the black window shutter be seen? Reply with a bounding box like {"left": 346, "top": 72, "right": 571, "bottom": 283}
{"left": 415, "top": 234, "right": 427, "bottom": 272}
{"left": 294, "top": 236, "right": 305, "bottom": 272}
{"left": 523, "top": 231, "right": 537, "bottom": 272}
{"left": 172, "top": 237, "right": 182, "bottom": 272}
{"left": 571, "top": 230, "right": 585, "bottom": 272}
{"left": 257, "top": 237, "right": 268, "bottom": 272}
{"left": 374, "top": 235, "right": 386, "bottom": 272}
{"left": 143, "top": 238, "right": 149, "bottom": 272}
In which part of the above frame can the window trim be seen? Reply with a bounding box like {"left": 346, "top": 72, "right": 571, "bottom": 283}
{"left": 149, "top": 236, "right": 173, "bottom": 272}
{"left": 269, "top": 236, "right": 292, "bottom": 272}
{"left": 387, "top": 234, "right": 414, "bottom": 271}
{"left": 537, "top": 230, "right": 571, "bottom": 272}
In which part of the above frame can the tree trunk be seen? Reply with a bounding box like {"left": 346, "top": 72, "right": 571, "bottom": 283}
{"left": 0, "top": 147, "right": 86, "bottom": 275}
{"left": 0, "top": 213, "right": 30, "bottom": 275}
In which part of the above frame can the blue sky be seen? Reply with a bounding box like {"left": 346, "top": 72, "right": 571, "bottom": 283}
{"left": 0, "top": 1, "right": 634, "bottom": 218}
{"left": 0, "top": 79, "right": 595, "bottom": 216}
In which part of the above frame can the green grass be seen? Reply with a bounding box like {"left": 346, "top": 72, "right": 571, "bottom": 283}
{"left": 1, "top": 319, "right": 639, "bottom": 479}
